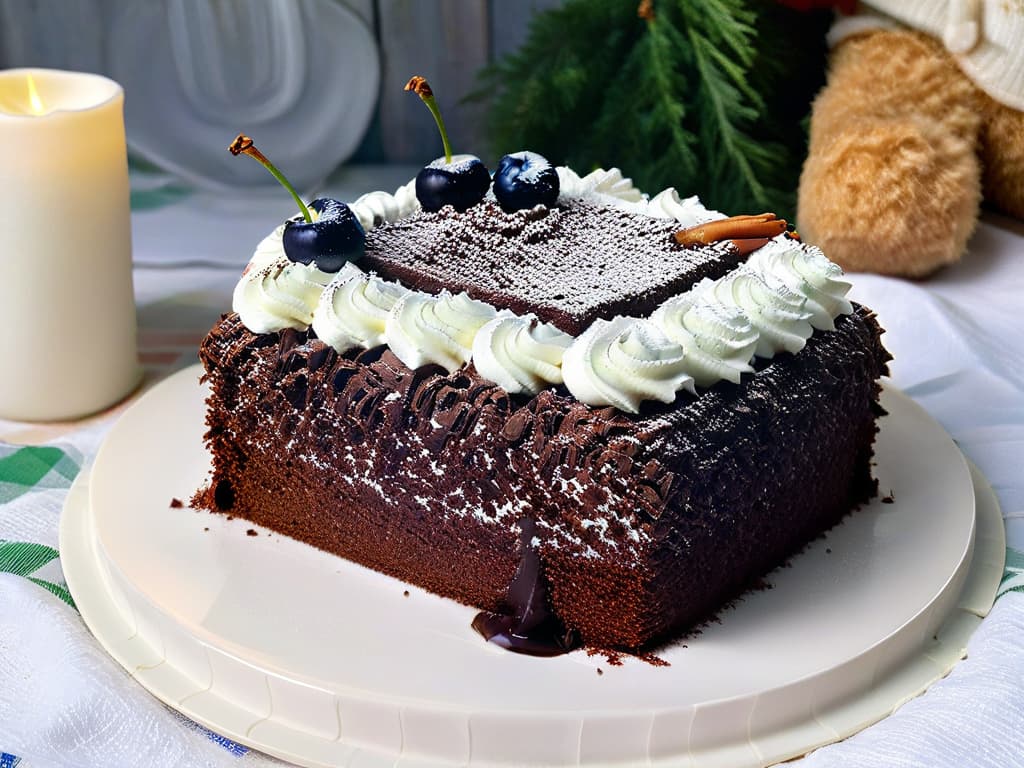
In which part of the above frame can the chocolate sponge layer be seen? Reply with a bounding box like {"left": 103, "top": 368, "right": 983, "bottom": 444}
{"left": 195, "top": 306, "right": 889, "bottom": 652}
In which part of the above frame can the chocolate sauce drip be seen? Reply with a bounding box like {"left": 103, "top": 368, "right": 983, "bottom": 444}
{"left": 472, "top": 518, "right": 580, "bottom": 657}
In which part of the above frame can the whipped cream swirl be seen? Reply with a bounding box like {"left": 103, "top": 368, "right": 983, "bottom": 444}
{"left": 471, "top": 313, "right": 573, "bottom": 395}
{"left": 557, "top": 167, "right": 644, "bottom": 206}
{"left": 348, "top": 179, "right": 420, "bottom": 232}
{"left": 312, "top": 264, "right": 410, "bottom": 353}
{"left": 746, "top": 240, "right": 854, "bottom": 331}
{"left": 386, "top": 291, "right": 497, "bottom": 372}
{"left": 557, "top": 167, "right": 724, "bottom": 224}
{"left": 700, "top": 272, "right": 813, "bottom": 358}
{"left": 651, "top": 293, "right": 757, "bottom": 387}
{"left": 644, "top": 188, "right": 725, "bottom": 227}
{"left": 562, "top": 317, "right": 695, "bottom": 413}
{"left": 232, "top": 226, "right": 333, "bottom": 334}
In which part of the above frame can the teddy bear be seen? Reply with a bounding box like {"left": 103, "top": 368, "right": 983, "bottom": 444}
{"left": 795, "top": 1, "right": 1024, "bottom": 277}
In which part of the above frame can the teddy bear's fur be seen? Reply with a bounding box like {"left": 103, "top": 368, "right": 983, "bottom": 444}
{"left": 797, "top": 29, "right": 1024, "bottom": 277}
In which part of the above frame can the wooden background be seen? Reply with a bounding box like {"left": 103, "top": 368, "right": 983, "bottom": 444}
{"left": 353, "top": 0, "right": 562, "bottom": 163}
{"left": 0, "top": 0, "right": 563, "bottom": 165}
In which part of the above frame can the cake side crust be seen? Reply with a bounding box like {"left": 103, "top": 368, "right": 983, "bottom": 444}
{"left": 195, "top": 305, "right": 889, "bottom": 651}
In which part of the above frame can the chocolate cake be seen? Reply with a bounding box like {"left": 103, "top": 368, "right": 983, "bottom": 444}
{"left": 195, "top": 168, "right": 889, "bottom": 654}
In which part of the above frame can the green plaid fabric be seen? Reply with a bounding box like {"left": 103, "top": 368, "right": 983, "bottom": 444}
{"left": 0, "top": 444, "right": 80, "bottom": 607}
{"left": 0, "top": 446, "right": 79, "bottom": 505}
{"left": 0, "top": 540, "right": 74, "bottom": 608}
{"left": 0, "top": 441, "right": 257, "bottom": 760}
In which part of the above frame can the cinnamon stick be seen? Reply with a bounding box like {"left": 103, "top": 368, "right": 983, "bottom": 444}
{"left": 729, "top": 237, "right": 772, "bottom": 256}
{"left": 674, "top": 214, "right": 787, "bottom": 247}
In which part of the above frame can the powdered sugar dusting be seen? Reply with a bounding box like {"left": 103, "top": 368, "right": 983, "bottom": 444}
{"left": 515, "top": 152, "right": 553, "bottom": 184}
{"left": 363, "top": 201, "right": 745, "bottom": 335}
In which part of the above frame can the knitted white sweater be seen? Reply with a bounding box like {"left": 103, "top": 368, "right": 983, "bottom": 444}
{"left": 830, "top": 0, "right": 1024, "bottom": 111}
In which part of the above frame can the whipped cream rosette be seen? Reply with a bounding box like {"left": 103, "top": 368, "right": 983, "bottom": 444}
{"left": 386, "top": 291, "right": 497, "bottom": 372}
{"left": 745, "top": 239, "right": 854, "bottom": 331}
{"left": 562, "top": 316, "right": 695, "bottom": 413}
{"left": 233, "top": 225, "right": 333, "bottom": 334}
{"left": 471, "top": 313, "right": 573, "bottom": 395}
{"left": 557, "top": 166, "right": 726, "bottom": 225}
{"left": 556, "top": 166, "right": 644, "bottom": 203}
{"left": 348, "top": 179, "right": 420, "bottom": 232}
{"left": 312, "top": 264, "right": 410, "bottom": 353}
{"left": 698, "top": 270, "right": 814, "bottom": 358}
{"left": 650, "top": 292, "right": 758, "bottom": 387}
{"left": 644, "top": 188, "right": 725, "bottom": 226}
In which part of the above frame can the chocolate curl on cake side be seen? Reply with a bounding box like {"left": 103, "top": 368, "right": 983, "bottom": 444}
{"left": 674, "top": 213, "right": 788, "bottom": 256}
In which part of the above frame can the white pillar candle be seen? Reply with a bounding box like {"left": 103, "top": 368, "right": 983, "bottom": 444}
{"left": 0, "top": 68, "right": 141, "bottom": 421}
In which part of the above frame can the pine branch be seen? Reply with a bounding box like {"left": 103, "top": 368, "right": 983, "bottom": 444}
{"left": 476, "top": 0, "right": 830, "bottom": 218}
{"left": 688, "top": 26, "right": 769, "bottom": 204}
{"left": 643, "top": 15, "right": 701, "bottom": 184}
{"left": 475, "top": 0, "right": 641, "bottom": 166}
{"left": 675, "top": 0, "right": 789, "bottom": 212}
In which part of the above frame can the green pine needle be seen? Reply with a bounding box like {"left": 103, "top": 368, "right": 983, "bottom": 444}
{"left": 476, "top": 0, "right": 831, "bottom": 219}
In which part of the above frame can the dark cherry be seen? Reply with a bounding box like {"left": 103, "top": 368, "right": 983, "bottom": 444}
{"left": 493, "top": 151, "right": 560, "bottom": 212}
{"left": 415, "top": 154, "right": 491, "bottom": 213}
{"left": 404, "top": 76, "right": 490, "bottom": 212}
{"left": 283, "top": 198, "right": 365, "bottom": 272}
{"left": 228, "top": 135, "right": 365, "bottom": 273}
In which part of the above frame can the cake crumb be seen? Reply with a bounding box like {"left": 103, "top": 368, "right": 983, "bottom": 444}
{"left": 246, "top": 529, "right": 258, "bottom": 536}
{"left": 204, "top": 527, "right": 209, "bottom": 532}
{"left": 169, "top": 497, "right": 184, "bottom": 508}
{"left": 596, "top": 668, "right": 603, "bottom": 676}
{"left": 826, "top": 547, "right": 832, "bottom": 554}
{"left": 638, "top": 652, "right": 670, "bottom": 667}
{"left": 587, "top": 648, "right": 625, "bottom": 666}
{"left": 403, "top": 590, "right": 410, "bottom": 597}
{"left": 882, "top": 490, "right": 895, "bottom": 504}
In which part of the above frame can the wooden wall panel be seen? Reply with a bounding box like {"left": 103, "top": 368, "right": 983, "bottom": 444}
{"left": 375, "top": 0, "right": 492, "bottom": 163}
{"left": 0, "top": 0, "right": 106, "bottom": 71}
{"left": 0, "top": 0, "right": 563, "bottom": 166}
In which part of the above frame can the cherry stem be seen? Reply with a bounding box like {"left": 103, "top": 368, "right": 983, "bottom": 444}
{"left": 229, "top": 134, "right": 312, "bottom": 223}
{"left": 405, "top": 76, "right": 452, "bottom": 164}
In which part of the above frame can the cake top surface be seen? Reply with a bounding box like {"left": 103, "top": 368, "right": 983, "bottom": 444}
{"left": 361, "top": 199, "right": 741, "bottom": 335}
{"left": 230, "top": 164, "right": 857, "bottom": 413}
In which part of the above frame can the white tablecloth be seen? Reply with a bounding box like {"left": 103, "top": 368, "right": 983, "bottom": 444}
{"left": 1, "top": 171, "right": 1022, "bottom": 767}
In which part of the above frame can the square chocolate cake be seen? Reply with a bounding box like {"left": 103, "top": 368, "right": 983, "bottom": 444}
{"left": 195, "top": 163, "right": 889, "bottom": 654}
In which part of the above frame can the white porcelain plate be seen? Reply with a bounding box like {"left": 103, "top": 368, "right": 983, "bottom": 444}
{"left": 107, "top": 0, "right": 379, "bottom": 192}
{"left": 61, "top": 367, "right": 1006, "bottom": 767}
